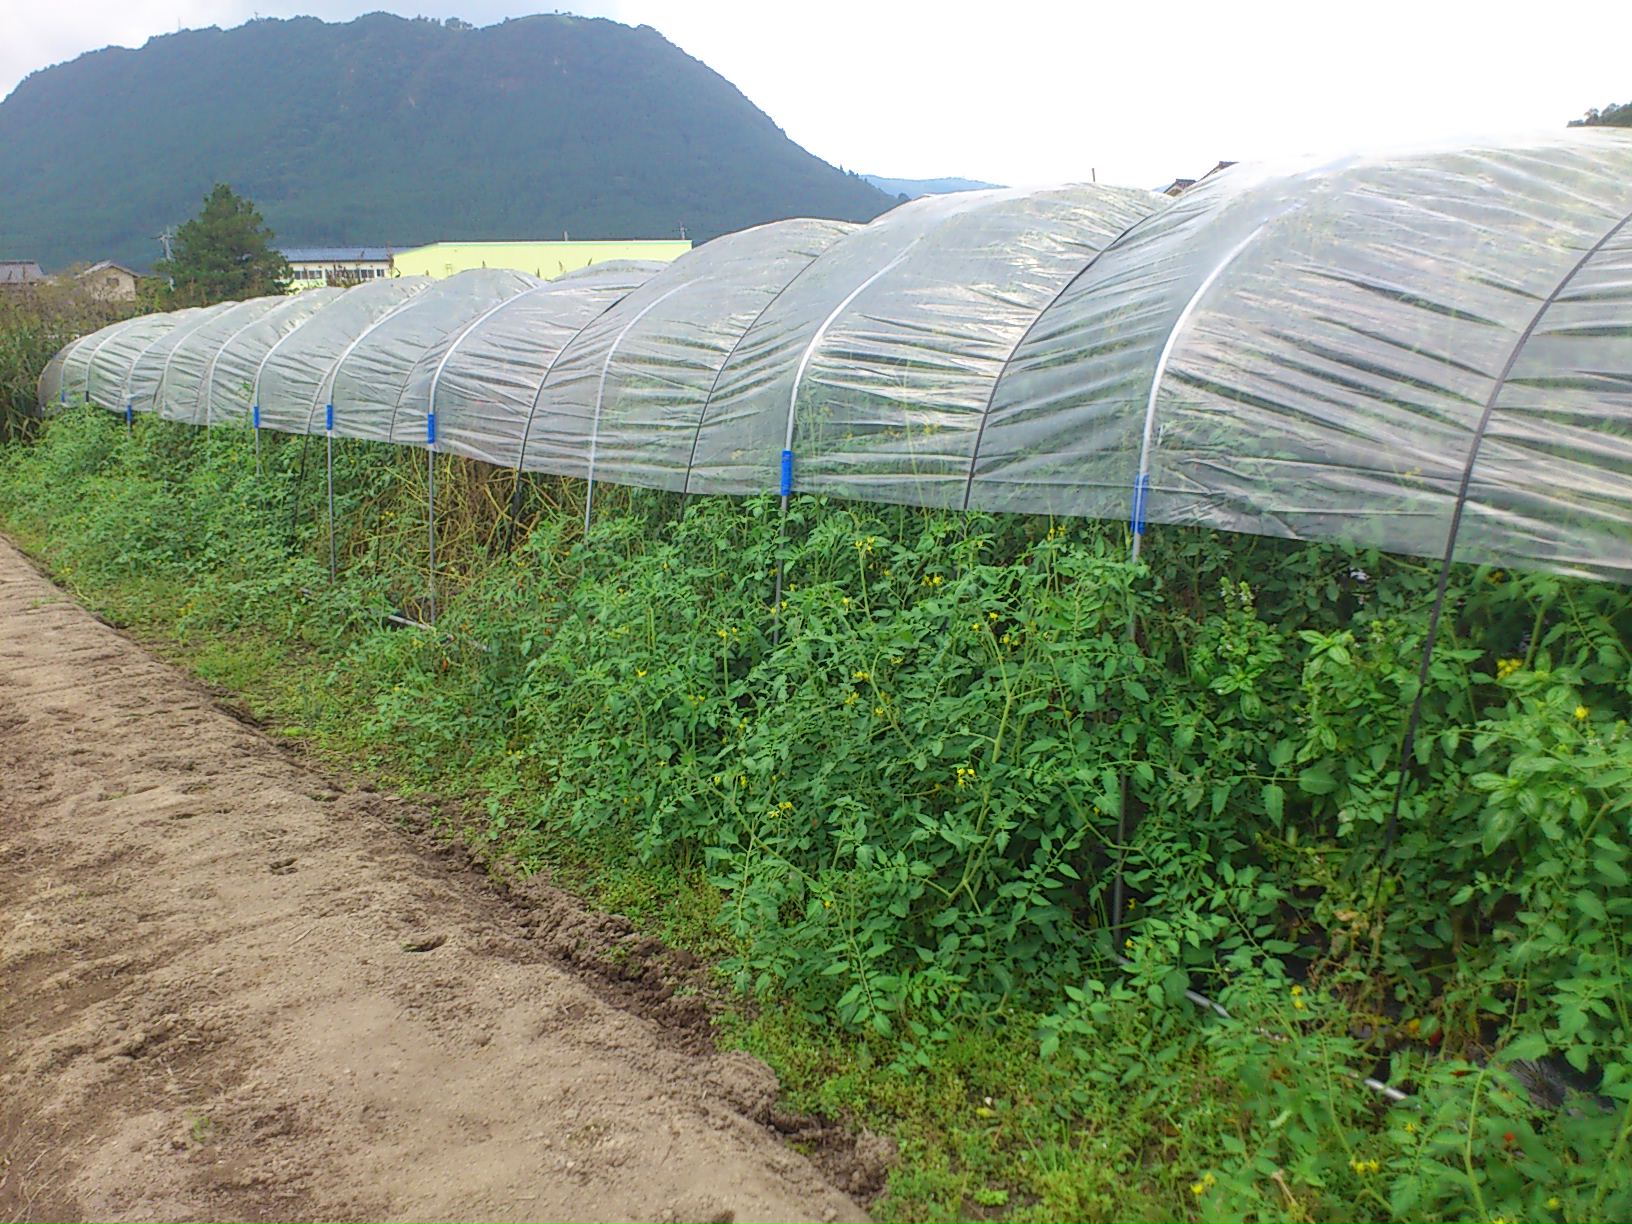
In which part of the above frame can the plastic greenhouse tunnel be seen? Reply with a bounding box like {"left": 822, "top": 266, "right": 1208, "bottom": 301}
{"left": 402, "top": 258, "right": 667, "bottom": 467}
{"left": 37, "top": 129, "right": 1632, "bottom": 587}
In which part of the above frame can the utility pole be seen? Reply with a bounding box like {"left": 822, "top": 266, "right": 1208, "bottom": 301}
{"left": 156, "top": 228, "right": 176, "bottom": 289}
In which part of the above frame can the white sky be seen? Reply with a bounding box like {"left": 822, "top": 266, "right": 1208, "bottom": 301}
{"left": 4, "top": 0, "right": 1631, "bottom": 189}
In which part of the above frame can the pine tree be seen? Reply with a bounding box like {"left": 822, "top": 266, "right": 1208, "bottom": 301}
{"left": 156, "top": 184, "right": 290, "bottom": 305}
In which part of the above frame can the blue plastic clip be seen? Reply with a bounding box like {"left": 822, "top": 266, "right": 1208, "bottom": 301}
{"left": 426, "top": 411, "right": 437, "bottom": 448}
{"left": 325, "top": 402, "right": 334, "bottom": 433}
{"left": 779, "top": 449, "right": 794, "bottom": 498}
{"left": 60, "top": 390, "right": 67, "bottom": 406}
{"left": 124, "top": 403, "right": 133, "bottom": 427}
{"left": 252, "top": 404, "right": 261, "bottom": 430}
{"left": 1130, "top": 473, "right": 1150, "bottom": 535}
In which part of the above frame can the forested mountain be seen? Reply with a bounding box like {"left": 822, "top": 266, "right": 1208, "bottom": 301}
{"left": 0, "top": 13, "right": 895, "bottom": 271}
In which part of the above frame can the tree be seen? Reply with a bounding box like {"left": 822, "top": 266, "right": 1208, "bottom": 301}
{"left": 1570, "top": 101, "right": 1632, "bottom": 128}
{"left": 156, "top": 184, "right": 289, "bottom": 305}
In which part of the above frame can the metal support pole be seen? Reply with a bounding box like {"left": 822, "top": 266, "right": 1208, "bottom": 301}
{"left": 1111, "top": 472, "right": 1152, "bottom": 942}
{"left": 768, "top": 449, "right": 793, "bottom": 645}
{"left": 124, "top": 402, "right": 133, "bottom": 434}
{"left": 325, "top": 403, "right": 337, "bottom": 582}
{"left": 426, "top": 410, "right": 438, "bottom": 626}
{"left": 252, "top": 403, "right": 262, "bottom": 478}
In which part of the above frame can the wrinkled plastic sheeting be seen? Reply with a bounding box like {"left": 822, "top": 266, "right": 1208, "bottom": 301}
{"left": 126, "top": 301, "right": 246, "bottom": 416}
{"left": 37, "top": 336, "right": 80, "bottom": 410}
{"left": 530, "top": 219, "right": 856, "bottom": 488}
{"left": 198, "top": 290, "right": 343, "bottom": 427}
{"left": 84, "top": 310, "right": 209, "bottom": 411}
{"left": 689, "top": 187, "right": 1163, "bottom": 499}
{"left": 51, "top": 317, "right": 132, "bottom": 408}
{"left": 52, "top": 319, "right": 128, "bottom": 406}
{"left": 255, "top": 278, "right": 432, "bottom": 435}
{"left": 1477, "top": 215, "right": 1632, "bottom": 581}
{"left": 978, "top": 132, "right": 1632, "bottom": 582}
{"left": 413, "top": 261, "right": 665, "bottom": 467}
{"left": 317, "top": 269, "right": 543, "bottom": 446}
{"left": 554, "top": 259, "right": 671, "bottom": 287}
{"left": 145, "top": 297, "right": 285, "bottom": 424}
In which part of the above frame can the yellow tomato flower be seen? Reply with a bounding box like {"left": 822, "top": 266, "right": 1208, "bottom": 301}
{"left": 1575, "top": 705, "right": 1589, "bottom": 720}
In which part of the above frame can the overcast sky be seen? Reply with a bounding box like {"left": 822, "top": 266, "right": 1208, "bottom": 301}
{"left": 5, "top": 1, "right": 1632, "bottom": 189}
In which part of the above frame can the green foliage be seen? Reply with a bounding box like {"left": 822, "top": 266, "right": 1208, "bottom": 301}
{"left": 155, "top": 184, "right": 289, "bottom": 305}
{"left": 2, "top": 408, "right": 1629, "bottom": 1223}
{"left": 1570, "top": 101, "right": 1632, "bottom": 127}
{"left": 0, "top": 287, "right": 137, "bottom": 439}
{"left": 0, "top": 12, "right": 894, "bottom": 271}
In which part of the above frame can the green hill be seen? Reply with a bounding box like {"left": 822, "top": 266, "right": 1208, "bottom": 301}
{"left": 0, "top": 12, "right": 895, "bottom": 271}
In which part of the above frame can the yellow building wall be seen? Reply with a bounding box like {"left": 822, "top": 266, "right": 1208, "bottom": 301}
{"left": 391, "top": 240, "right": 692, "bottom": 280}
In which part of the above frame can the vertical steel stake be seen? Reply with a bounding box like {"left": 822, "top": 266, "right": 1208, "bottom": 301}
{"left": 768, "top": 449, "right": 794, "bottom": 646}
{"left": 1111, "top": 472, "right": 1152, "bottom": 943}
{"left": 252, "top": 403, "right": 262, "bottom": 478}
{"left": 325, "top": 402, "right": 337, "bottom": 582}
{"left": 426, "top": 410, "right": 438, "bottom": 626}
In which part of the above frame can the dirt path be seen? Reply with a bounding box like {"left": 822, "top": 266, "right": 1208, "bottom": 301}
{"left": 0, "top": 538, "right": 870, "bottom": 1224}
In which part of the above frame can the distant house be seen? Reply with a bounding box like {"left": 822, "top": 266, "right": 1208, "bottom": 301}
{"left": 279, "top": 247, "right": 395, "bottom": 289}
{"left": 1159, "top": 160, "right": 1238, "bottom": 197}
{"left": 0, "top": 260, "right": 46, "bottom": 294}
{"left": 77, "top": 260, "right": 141, "bottom": 303}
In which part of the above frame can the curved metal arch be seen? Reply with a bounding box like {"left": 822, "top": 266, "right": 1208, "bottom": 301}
{"left": 386, "top": 282, "right": 555, "bottom": 448}
{"left": 959, "top": 205, "right": 1166, "bottom": 513}
{"left": 1379, "top": 201, "right": 1632, "bottom": 862}
{"left": 80, "top": 320, "right": 141, "bottom": 405}
{"left": 1126, "top": 210, "right": 1293, "bottom": 559}
{"left": 300, "top": 289, "right": 438, "bottom": 436}
{"left": 509, "top": 294, "right": 649, "bottom": 485}
{"left": 118, "top": 315, "right": 203, "bottom": 409}
{"left": 579, "top": 281, "right": 693, "bottom": 529}
{"left": 678, "top": 241, "right": 838, "bottom": 498}
{"left": 198, "top": 295, "right": 315, "bottom": 426}
{"left": 148, "top": 299, "right": 261, "bottom": 421}
{"left": 251, "top": 300, "right": 336, "bottom": 420}
{"left": 777, "top": 250, "right": 913, "bottom": 480}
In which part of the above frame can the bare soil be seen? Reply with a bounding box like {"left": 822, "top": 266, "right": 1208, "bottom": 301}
{"left": 0, "top": 538, "right": 873, "bottom": 1223}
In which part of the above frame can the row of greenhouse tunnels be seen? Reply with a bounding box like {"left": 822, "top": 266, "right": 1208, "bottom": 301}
{"left": 39, "top": 130, "right": 1632, "bottom": 585}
